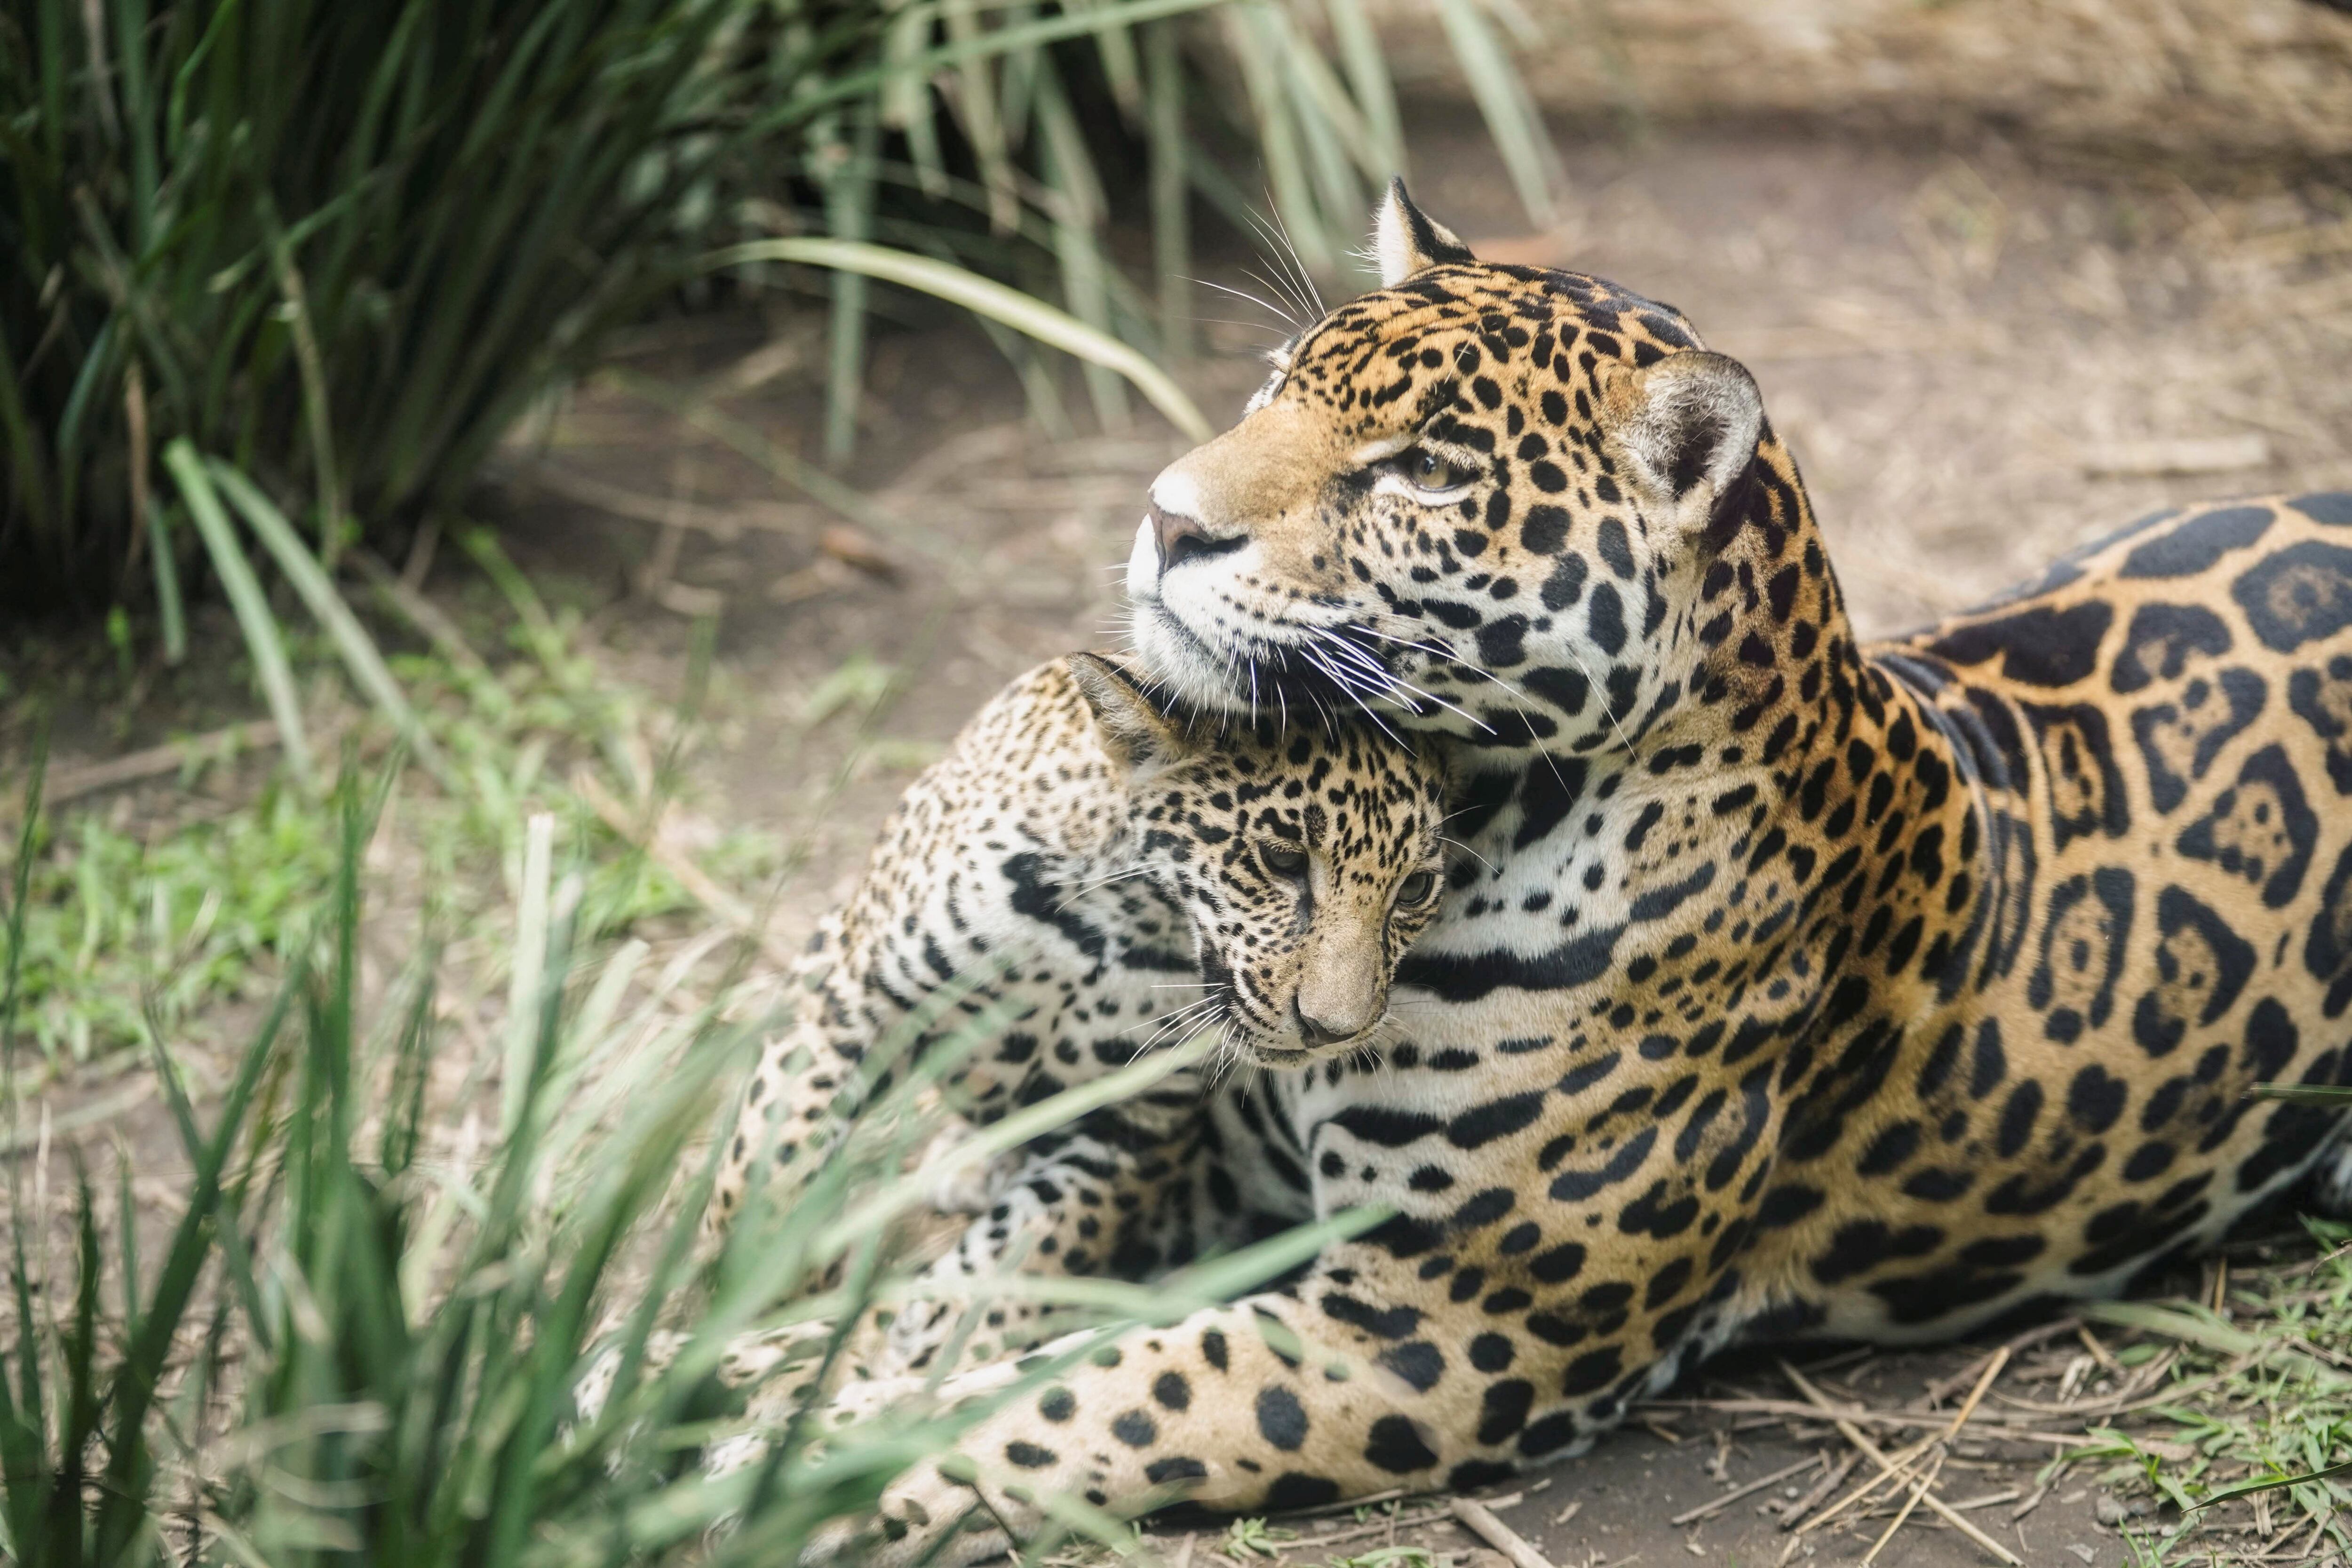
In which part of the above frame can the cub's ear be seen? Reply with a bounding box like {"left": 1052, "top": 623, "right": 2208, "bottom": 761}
{"left": 1372, "top": 178, "right": 1478, "bottom": 287}
{"left": 1606, "top": 351, "right": 1765, "bottom": 547}
{"left": 1067, "top": 654, "right": 1199, "bottom": 776}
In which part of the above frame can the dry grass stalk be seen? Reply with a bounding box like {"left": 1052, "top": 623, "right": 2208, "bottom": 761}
{"left": 1447, "top": 1496, "right": 1556, "bottom": 1568}
{"left": 1859, "top": 1447, "right": 1945, "bottom": 1566}
{"left": 1779, "top": 1451, "right": 1859, "bottom": 1530}
{"left": 1669, "top": 1453, "right": 1824, "bottom": 1527}
{"left": 1777, "top": 1358, "right": 2024, "bottom": 1566}
{"left": 26, "top": 719, "right": 282, "bottom": 811}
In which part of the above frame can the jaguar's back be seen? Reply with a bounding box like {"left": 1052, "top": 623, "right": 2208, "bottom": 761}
{"left": 1787, "top": 493, "right": 2352, "bottom": 1334}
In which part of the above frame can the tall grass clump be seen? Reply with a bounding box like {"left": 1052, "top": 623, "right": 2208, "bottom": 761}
{"left": 0, "top": 762, "right": 1351, "bottom": 1565}
{"left": 2, "top": 0, "right": 1557, "bottom": 623}
{"left": 0, "top": 0, "right": 792, "bottom": 618}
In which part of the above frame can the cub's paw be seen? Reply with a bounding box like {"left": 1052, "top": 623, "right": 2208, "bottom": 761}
{"left": 803, "top": 1457, "right": 1024, "bottom": 1568}
{"left": 572, "top": 1328, "right": 691, "bottom": 1426}
{"left": 921, "top": 1123, "right": 1020, "bottom": 1215}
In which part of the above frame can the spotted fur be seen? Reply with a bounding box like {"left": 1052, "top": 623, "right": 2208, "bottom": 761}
{"left": 804, "top": 183, "right": 2352, "bottom": 1567}
{"left": 706, "top": 651, "right": 1451, "bottom": 1380}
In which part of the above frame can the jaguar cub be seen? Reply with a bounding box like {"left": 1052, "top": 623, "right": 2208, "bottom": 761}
{"left": 710, "top": 652, "right": 1451, "bottom": 1377}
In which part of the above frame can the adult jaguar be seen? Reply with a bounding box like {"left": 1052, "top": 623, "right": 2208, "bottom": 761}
{"left": 802, "top": 183, "right": 2352, "bottom": 1565}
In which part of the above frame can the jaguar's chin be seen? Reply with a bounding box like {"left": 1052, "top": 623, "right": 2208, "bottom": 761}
{"left": 1221, "top": 1021, "right": 1384, "bottom": 1072}
{"left": 1130, "top": 601, "right": 1256, "bottom": 715}
{"left": 1133, "top": 600, "right": 1409, "bottom": 727}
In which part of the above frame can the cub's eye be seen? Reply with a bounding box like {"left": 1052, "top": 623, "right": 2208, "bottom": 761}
{"left": 1400, "top": 447, "right": 1474, "bottom": 497}
{"left": 1397, "top": 870, "right": 1438, "bottom": 907}
{"left": 1261, "top": 843, "right": 1308, "bottom": 877}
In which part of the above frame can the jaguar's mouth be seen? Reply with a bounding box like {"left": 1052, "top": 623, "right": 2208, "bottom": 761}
{"left": 1135, "top": 601, "right": 1415, "bottom": 724}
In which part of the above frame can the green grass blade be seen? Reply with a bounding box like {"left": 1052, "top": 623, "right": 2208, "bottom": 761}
{"left": 264, "top": 217, "right": 346, "bottom": 566}
{"left": 147, "top": 502, "right": 186, "bottom": 664}
{"left": 821, "top": 1032, "right": 1216, "bottom": 1251}
{"left": 764, "top": 0, "right": 1232, "bottom": 126}
{"left": 0, "top": 737, "right": 41, "bottom": 1063}
{"left": 706, "top": 240, "right": 1211, "bottom": 440}
{"left": 162, "top": 440, "right": 315, "bottom": 788}
{"left": 1144, "top": 21, "right": 1192, "bottom": 360}
{"left": 503, "top": 811, "right": 554, "bottom": 1138}
{"left": 938, "top": 0, "right": 1019, "bottom": 232}
{"left": 2187, "top": 1457, "right": 2352, "bottom": 1511}
{"left": 1432, "top": 0, "right": 1563, "bottom": 229}
{"left": 821, "top": 103, "right": 881, "bottom": 464}
{"left": 1220, "top": 4, "right": 1331, "bottom": 272}
{"left": 1321, "top": 0, "right": 1404, "bottom": 180}
{"left": 204, "top": 458, "right": 446, "bottom": 784}
{"left": 1033, "top": 65, "right": 1130, "bottom": 430}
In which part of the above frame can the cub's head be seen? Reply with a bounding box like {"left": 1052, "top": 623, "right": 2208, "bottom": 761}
{"left": 1067, "top": 653, "right": 1452, "bottom": 1068}
{"left": 1127, "top": 181, "right": 1790, "bottom": 757}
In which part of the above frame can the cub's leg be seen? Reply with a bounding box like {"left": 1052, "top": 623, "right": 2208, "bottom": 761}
{"left": 874, "top": 1105, "right": 1274, "bottom": 1378}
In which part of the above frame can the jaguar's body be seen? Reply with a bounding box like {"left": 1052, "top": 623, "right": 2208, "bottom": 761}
{"left": 748, "top": 187, "right": 2352, "bottom": 1566}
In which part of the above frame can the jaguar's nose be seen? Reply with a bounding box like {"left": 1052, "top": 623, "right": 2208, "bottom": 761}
{"left": 1150, "top": 503, "right": 1236, "bottom": 572}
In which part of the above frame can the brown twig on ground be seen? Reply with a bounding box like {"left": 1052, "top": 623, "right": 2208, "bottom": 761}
{"left": 1860, "top": 1447, "right": 1945, "bottom": 1565}
{"left": 517, "top": 460, "right": 822, "bottom": 541}
{"left": 2077, "top": 435, "right": 2271, "bottom": 477}
{"left": 1670, "top": 1454, "right": 1824, "bottom": 1526}
{"left": 350, "top": 549, "right": 493, "bottom": 681}
{"left": 1802, "top": 1345, "right": 2006, "bottom": 1548}
{"left": 1288, "top": 1488, "right": 1409, "bottom": 1518}
{"left": 1779, "top": 1451, "right": 1859, "bottom": 1529}
{"left": 1778, "top": 1359, "right": 2024, "bottom": 1565}
{"left": 1447, "top": 1497, "right": 1555, "bottom": 1568}
{"left": 1920, "top": 1319, "right": 2081, "bottom": 1406}
{"left": 17, "top": 719, "right": 282, "bottom": 815}
{"left": 1639, "top": 1396, "right": 2087, "bottom": 1445}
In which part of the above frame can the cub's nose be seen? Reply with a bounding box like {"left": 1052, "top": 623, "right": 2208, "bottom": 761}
{"left": 1150, "top": 503, "right": 1238, "bottom": 572}
{"left": 1293, "top": 996, "right": 1366, "bottom": 1049}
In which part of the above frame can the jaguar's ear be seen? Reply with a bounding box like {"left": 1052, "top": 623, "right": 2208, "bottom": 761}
{"left": 1372, "top": 178, "right": 1478, "bottom": 287}
{"left": 1606, "top": 351, "right": 1766, "bottom": 548}
{"left": 1068, "top": 654, "right": 1199, "bottom": 776}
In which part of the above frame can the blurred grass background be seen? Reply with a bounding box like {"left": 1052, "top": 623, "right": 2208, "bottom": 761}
{"left": 0, "top": 0, "right": 1554, "bottom": 621}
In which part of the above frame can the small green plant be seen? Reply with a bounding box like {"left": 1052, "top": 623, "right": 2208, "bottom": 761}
{"left": 0, "top": 549, "right": 784, "bottom": 1067}
{"left": 2065, "top": 1215, "right": 2352, "bottom": 1562}
{"left": 1227, "top": 1515, "right": 1297, "bottom": 1558}
{"left": 1331, "top": 1548, "right": 1444, "bottom": 1568}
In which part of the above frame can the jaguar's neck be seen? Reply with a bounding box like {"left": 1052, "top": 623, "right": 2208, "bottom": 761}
{"left": 1420, "top": 431, "right": 1988, "bottom": 1027}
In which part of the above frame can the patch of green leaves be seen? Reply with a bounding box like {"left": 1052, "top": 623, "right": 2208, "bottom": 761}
{"left": 2, "top": 567, "right": 776, "bottom": 1065}
{"left": 1226, "top": 1516, "right": 1296, "bottom": 1558}
{"left": 2089, "top": 1223, "right": 2352, "bottom": 1562}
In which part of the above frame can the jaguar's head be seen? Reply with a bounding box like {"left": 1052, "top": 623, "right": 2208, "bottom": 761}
{"left": 1128, "top": 182, "right": 1792, "bottom": 759}
{"left": 1067, "top": 654, "right": 1452, "bottom": 1067}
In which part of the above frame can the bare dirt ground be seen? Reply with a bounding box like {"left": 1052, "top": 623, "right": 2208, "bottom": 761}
{"left": 18, "top": 108, "right": 2352, "bottom": 1566}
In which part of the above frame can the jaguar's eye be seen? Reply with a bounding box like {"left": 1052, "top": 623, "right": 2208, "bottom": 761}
{"left": 1401, "top": 448, "right": 1474, "bottom": 497}
{"left": 1397, "top": 870, "right": 1438, "bottom": 907}
{"left": 1262, "top": 843, "right": 1308, "bottom": 877}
